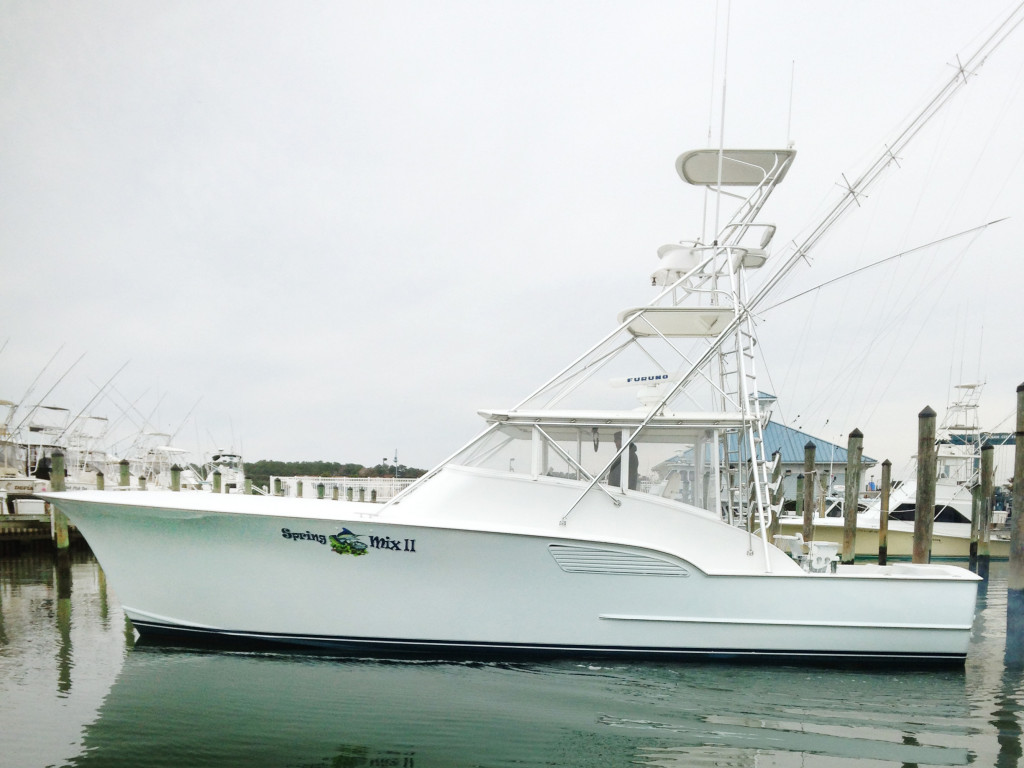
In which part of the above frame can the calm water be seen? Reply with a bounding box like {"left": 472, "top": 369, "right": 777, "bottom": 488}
{"left": 2, "top": 547, "right": 1023, "bottom": 768}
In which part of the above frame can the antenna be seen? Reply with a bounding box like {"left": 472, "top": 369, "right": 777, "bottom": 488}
{"left": 702, "top": 1, "right": 724, "bottom": 243}
{"left": 713, "top": 0, "right": 733, "bottom": 241}
{"left": 786, "top": 60, "right": 795, "bottom": 147}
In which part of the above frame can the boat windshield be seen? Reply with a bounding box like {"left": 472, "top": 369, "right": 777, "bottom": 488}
{"left": 449, "top": 419, "right": 740, "bottom": 510}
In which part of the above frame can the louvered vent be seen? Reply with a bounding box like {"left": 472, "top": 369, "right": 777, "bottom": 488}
{"left": 548, "top": 544, "right": 689, "bottom": 577}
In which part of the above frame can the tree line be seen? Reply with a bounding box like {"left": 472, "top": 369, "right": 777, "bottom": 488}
{"left": 244, "top": 460, "right": 426, "bottom": 492}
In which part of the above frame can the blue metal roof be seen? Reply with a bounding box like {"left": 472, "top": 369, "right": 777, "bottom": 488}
{"left": 653, "top": 421, "right": 877, "bottom": 472}
{"left": 753, "top": 421, "right": 876, "bottom": 466}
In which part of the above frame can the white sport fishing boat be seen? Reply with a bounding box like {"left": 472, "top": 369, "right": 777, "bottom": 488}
{"left": 44, "top": 14, "right": 1024, "bottom": 663}
{"left": 43, "top": 148, "right": 982, "bottom": 665}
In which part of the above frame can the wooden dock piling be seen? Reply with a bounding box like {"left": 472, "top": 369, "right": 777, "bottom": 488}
{"left": 50, "top": 450, "right": 66, "bottom": 492}
{"left": 979, "top": 445, "right": 994, "bottom": 572}
{"left": 841, "top": 429, "right": 863, "bottom": 565}
{"left": 119, "top": 459, "right": 130, "bottom": 488}
{"left": 802, "top": 441, "right": 816, "bottom": 542}
{"left": 332, "top": 486, "right": 339, "bottom": 501}
{"left": 50, "top": 450, "right": 69, "bottom": 551}
{"left": 1007, "top": 382, "right": 1024, "bottom": 666}
{"left": 317, "top": 483, "right": 325, "bottom": 500}
{"left": 971, "top": 483, "right": 981, "bottom": 566}
{"left": 879, "top": 459, "right": 891, "bottom": 565}
{"left": 213, "top": 470, "right": 222, "bottom": 494}
{"left": 913, "top": 406, "right": 937, "bottom": 564}
{"left": 96, "top": 470, "right": 104, "bottom": 491}
{"left": 171, "top": 465, "right": 181, "bottom": 492}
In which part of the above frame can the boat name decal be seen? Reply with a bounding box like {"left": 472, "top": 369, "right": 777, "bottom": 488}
{"left": 368, "top": 535, "right": 416, "bottom": 552}
{"left": 329, "top": 529, "right": 369, "bottom": 556}
{"left": 280, "top": 527, "right": 416, "bottom": 555}
{"left": 626, "top": 374, "right": 670, "bottom": 383}
{"left": 281, "top": 528, "right": 327, "bottom": 545}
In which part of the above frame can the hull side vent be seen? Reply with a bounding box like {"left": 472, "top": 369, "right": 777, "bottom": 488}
{"left": 548, "top": 544, "right": 689, "bottom": 577}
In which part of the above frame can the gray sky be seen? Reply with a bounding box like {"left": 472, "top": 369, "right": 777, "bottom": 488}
{"left": 2, "top": 1, "right": 1023, "bottom": 481}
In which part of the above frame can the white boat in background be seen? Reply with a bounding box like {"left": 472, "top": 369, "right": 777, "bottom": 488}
{"left": 43, "top": 11, "right": 1024, "bottom": 663}
{"left": 778, "top": 383, "right": 1013, "bottom": 558}
{"left": 0, "top": 399, "right": 46, "bottom": 513}
{"left": 104, "top": 431, "right": 247, "bottom": 492}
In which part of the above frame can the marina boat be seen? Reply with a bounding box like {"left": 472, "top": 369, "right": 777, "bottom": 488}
{"left": 0, "top": 398, "right": 112, "bottom": 493}
{"left": 43, "top": 14, "right": 1024, "bottom": 663}
{"left": 106, "top": 432, "right": 247, "bottom": 493}
{"left": 44, "top": 147, "right": 985, "bottom": 664}
{"left": 779, "top": 504, "right": 1010, "bottom": 560}
{"left": 0, "top": 399, "right": 44, "bottom": 514}
{"left": 777, "top": 383, "right": 1013, "bottom": 559}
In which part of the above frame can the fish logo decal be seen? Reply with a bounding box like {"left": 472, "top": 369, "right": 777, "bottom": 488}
{"left": 329, "top": 528, "right": 368, "bottom": 556}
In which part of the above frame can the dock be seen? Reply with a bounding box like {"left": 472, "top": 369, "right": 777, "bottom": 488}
{"left": 0, "top": 494, "right": 83, "bottom": 546}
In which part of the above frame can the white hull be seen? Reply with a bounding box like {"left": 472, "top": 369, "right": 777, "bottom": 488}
{"left": 45, "top": 469, "right": 979, "bottom": 663}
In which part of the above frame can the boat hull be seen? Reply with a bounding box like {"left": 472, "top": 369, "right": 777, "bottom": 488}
{"left": 45, "top": 487, "right": 980, "bottom": 664}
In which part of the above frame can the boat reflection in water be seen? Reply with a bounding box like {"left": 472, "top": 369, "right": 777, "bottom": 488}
{"left": 70, "top": 644, "right": 982, "bottom": 768}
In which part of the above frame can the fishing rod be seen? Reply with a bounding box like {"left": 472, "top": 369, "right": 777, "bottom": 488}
{"left": 95, "top": 384, "right": 152, "bottom": 445}
{"left": 54, "top": 362, "right": 130, "bottom": 444}
{"left": 11, "top": 351, "right": 85, "bottom": 436}
{"left": 167, "top": 397, "right": 203, "bottom": 445}
{"left": 6, "top": 345, "right": 65, "bottom": 432}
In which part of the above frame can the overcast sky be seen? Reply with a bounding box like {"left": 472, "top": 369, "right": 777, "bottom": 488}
{"left": 2, "top": 1, "right": 1023, "bottom": 481}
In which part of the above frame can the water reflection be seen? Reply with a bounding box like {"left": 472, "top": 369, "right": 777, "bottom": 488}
{"left": 56, "top": 552, "right": 72, "bottom": 694}
{"left": 995, "top": 668, "right": 1024, "bottom": 768}
{"left": 1, "top": 550, "right": 1023, "bottom": 768}
{"left": 0, "top": 546, "right": 128, "bottom": 768}
{"left": 58, "top": 648, "right": 979, "bottom": 768}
